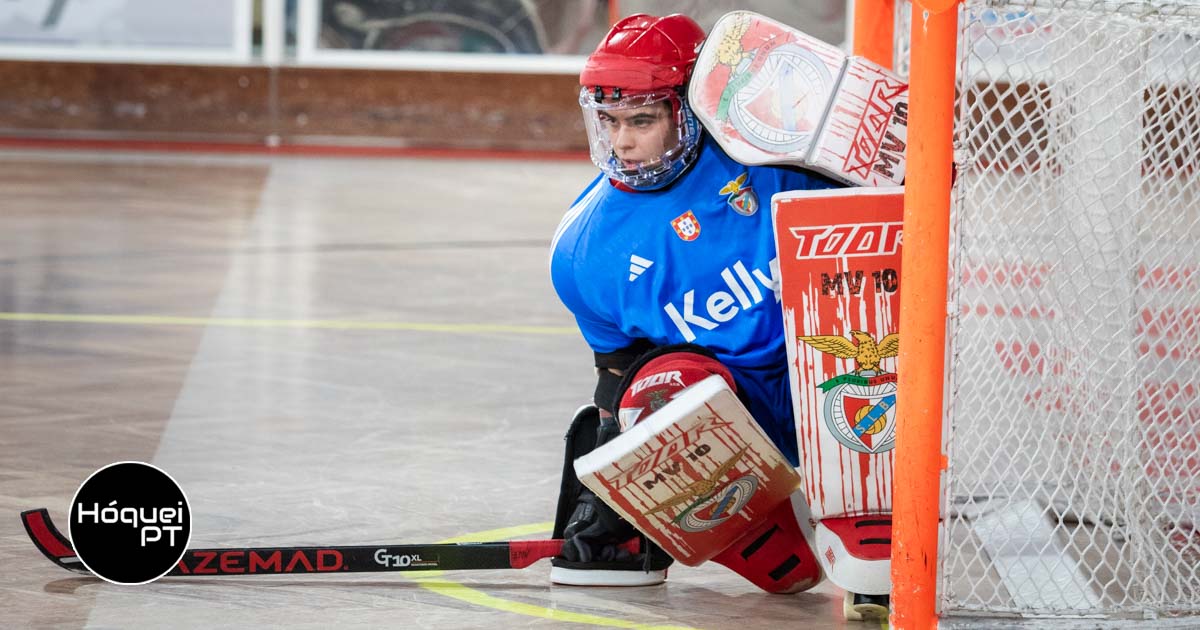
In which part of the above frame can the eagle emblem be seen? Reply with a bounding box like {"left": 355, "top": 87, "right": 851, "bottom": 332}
{"left": 799, "top": 330, "right": 899, "bottom": 374}
{"left": 720, "top": 173, "right": 758, "bottom": 216}
{"left": 798, "top": 330, "right": 900, "bottom": 454}
{"left": 643, "top": 446, "right": 748, "bottom": 518}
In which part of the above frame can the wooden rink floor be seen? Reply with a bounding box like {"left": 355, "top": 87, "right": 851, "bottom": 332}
{"left": 0, "top": 148, "right": 868, "bottom": 630}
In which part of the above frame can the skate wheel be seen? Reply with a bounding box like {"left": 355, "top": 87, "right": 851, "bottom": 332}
{"left": 843, "top": 591, "right": 890, "bottom": 622}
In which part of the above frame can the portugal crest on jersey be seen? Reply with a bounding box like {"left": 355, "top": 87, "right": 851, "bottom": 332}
{"left": 671, "top": 210, "right": 702, "bottom": 241}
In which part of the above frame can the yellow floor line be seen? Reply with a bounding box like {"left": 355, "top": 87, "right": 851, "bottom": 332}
{"left": 4, "top": 310, "right": 878, "bottom": 627}
{"left": 0, "top": 312, "right": 575, "bottom": 335}
{"left": 410, "top": 521, "right": 698, "bottom": 630}
{"left": 435, "top": 521, "right": 555, "bottom": 544}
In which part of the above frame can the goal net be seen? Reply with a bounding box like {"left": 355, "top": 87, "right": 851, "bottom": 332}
{"left": 896, "top": 0, "right": 1200, "bottom": 620}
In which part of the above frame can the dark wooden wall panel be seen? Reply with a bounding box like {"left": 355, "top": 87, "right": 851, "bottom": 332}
{"left": 275, "top": 66, "right": 585, "bottom": 150}
{"left": 0, "top": 61, "right": 588, "bottom": 151}
{"left": 0, "top": 62, "right": 272, "bottom": 141}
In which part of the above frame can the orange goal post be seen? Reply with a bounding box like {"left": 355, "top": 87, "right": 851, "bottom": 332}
{"left": 854, "top": 0, "right": 1200, "bottom": 627}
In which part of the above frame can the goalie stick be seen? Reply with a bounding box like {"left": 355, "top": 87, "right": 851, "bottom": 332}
{"left": 21, "top": 508, "right": 563, "bottom": 577}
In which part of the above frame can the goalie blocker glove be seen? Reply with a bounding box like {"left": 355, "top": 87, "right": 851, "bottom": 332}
{"left": 575, "top": 345, "right": 827, "bottom": 594}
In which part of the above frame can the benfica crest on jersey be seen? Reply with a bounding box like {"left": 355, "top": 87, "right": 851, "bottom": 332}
{"left": 720, "top": 173, "right": 758, "bottom": 216}
{"left": 671, "top": 210, "right": 701, "bottom": 241}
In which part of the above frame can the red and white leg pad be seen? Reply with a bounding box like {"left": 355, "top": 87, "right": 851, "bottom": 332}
{"left": 772, "top": 187, "right": 907, "bottom": 597}
{"left": 712, "top": 492, "right": 823, "bottom": 594}
{"left": 814, "top": 515, "right": 892, "bottom": 595}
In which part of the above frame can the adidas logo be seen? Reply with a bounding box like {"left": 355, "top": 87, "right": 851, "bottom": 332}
{"left": 628, "top": 255, "right": 654, "bottom": 281}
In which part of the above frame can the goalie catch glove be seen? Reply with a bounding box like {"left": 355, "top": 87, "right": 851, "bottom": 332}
{"left": 559, "top": 488, "right": 637, "bottom": 564}
{"left": 550, "top": 409, "right": 672, "bottom": 586}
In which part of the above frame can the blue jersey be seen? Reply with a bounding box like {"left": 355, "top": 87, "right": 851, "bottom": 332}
{"left": 550, "top": 137, "right": 840, "bottom": 464}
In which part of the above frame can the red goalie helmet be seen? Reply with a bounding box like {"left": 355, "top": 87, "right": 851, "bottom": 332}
{"left": 579, "top": 14, "right": 706, "bottom": 190}
{"left": 580, "top": 13, "right": 706, "bottom": 93}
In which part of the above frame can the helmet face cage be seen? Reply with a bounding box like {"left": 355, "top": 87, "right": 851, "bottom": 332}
{"left": 579, "top": 87, "right": 701, "bottom": 191}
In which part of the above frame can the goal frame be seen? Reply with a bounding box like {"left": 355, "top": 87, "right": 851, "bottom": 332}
{"left": 857, "top": 0, "right": 1200, "bottom": 626}
{"left": 853, "top": 0, "right": 959, "bottom": 628}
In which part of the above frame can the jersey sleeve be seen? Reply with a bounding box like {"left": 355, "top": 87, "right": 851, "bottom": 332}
{"left": 549, "top": 200, "right": 637, "bottom": 355}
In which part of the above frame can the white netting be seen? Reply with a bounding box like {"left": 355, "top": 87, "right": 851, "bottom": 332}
{"left": 899, "top": 0, "right": 1200, "bottom": 620}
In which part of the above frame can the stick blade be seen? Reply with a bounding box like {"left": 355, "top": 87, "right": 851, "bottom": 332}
{"left": 20, "top": 508, "right": 92, "bottom": 575}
